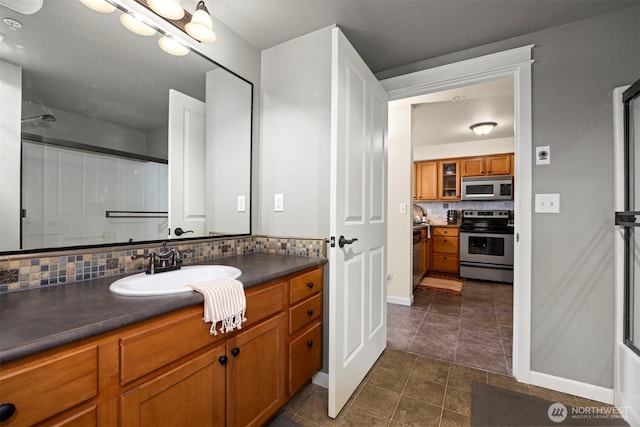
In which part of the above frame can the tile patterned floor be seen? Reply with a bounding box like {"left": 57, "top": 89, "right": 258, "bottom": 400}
{"left": 271, "top": 281, "right": 617, "bottom": 427}
{"left": 275, "top": 348, "right": 606, "bottom": 427}
{"left": 387, "top": 280, "right": 513, "bottom": 376}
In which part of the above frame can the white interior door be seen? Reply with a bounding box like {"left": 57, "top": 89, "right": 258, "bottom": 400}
{"left": 614, "top": 82, "right": 640, "bottom": 426}
{"left": 168, "top": 89, "right": 206, "bottom": 238}
{"left": 328, "top": 27, "right": 388, "bottom": 418}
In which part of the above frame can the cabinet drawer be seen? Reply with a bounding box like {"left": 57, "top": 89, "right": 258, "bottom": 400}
{"left": 290, "top": 268, "right": 322, "bottom": 305}
{"left": 432, "top": 254, "right": 459, "bottom": 273}
{"left": 245, "top": 280, "right": 285, "bottom": 328}
{"left": 433, "top": 236, "right": 459, "bottom": 254}
{"left": 432, "top": 227, "right": 459, "bottom": 237}
{"left": 120, "top": 308, "right": 220, "bottom": 385}
{"left": 289, "top": 293, "right": 322, "bottom": 335}
{"left": 0, "top": 345, "right": 98, "bottom": 426}
{"left": 289, "top": 322, "right": 322, "bottom": 396}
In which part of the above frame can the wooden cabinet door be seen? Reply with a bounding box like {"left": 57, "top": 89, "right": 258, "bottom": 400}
{"left": 438, "top": 160, "right": 460, "bottom": 200}
{"left": 414, "top": 161, "right": 438, "bottom": 200}
{"left": 226, "top": 314, "right": 285, "bottom": 427}
{"left": 120, "top": 345, "right": 225, "bottom": 427}
{"left": 485, "top": 154, "right": 512, "bottom": 175}
{"left": 461, "top": 157, "right": 485, "bottom": 176}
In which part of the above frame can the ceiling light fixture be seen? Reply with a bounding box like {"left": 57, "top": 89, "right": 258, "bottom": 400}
{"left": 185, "top": 1, "right": 216, "bottom": 43}
{"left": 77, "top": 0, "right": 116, "bottom": 14}
{"left": 470, "top": 122, "right": 497, "bottom": 136}
{"left": 120, "top": 13, "right": 156, "bottom": 36}
{"left": 158, "top": 35, "right": 189, "bottom": 56}
{"left": 147, "top": 0, "right": 184, "bottom": 20}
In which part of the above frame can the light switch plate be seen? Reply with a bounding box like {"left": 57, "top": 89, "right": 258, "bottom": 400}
{"left": 274, "top": 193, "right": 284, "bottom": 212}
{"left": 237, "top": 195, "right": 246, "bottom": 212}
{"left": 399, "top": 203, "right": 407, "bottom": 214}
{"left": 535, "top": 193, "right": 560, "bottom": 213}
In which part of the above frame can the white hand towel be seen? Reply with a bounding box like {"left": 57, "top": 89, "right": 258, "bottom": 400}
{"left": 187, "top": 277, "right": 247, "bottom": 336}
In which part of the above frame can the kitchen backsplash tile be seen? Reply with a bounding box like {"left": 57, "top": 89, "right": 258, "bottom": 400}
{"left": 0, "top": 236, "right": 326, "bottom": 293}
{"left": 416, "top": 200, "right": 514, "bottom": 225}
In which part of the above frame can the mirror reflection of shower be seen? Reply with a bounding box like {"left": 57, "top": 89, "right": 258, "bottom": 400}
{"left": 21, "top": 114, "right": 57, "bottom": 123}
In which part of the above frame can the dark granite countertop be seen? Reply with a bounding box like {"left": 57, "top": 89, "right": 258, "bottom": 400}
{"left": 0, "top": 253, "right": 327, "bottom": 364}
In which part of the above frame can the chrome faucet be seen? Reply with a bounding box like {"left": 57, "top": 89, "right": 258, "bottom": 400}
{"left": 131, "top": 243, "right": 188, "bottom": 274}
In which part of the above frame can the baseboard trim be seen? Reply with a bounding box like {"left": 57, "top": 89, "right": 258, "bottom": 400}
{"left": 312, "top": 371, "right": 328, "bottom": 389}
{"left": 529, "top": 371, "right": 613, "bottom": 404}
{"left": 387, "top": 295, "right": 412, "bottom": 306}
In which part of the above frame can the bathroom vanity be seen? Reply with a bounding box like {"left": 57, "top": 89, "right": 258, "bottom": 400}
{"left": 0, "top": 253, "right": 325, "bottom": 426}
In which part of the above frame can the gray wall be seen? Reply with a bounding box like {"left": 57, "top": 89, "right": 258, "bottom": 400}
{"left": 258, "top": 27, "right": 333, "bottom": 238}
{"left": 380, "top": 7, "right": 639, "bottom": 388}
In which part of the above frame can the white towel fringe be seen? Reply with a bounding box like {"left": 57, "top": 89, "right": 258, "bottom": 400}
{"left": 187, "top": 277, "right": 247, "bottom": 336}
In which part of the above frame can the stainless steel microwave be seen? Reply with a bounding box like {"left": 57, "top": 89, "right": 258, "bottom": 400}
{"left": 461, "top": 176, "right": 513, "bottom": 201}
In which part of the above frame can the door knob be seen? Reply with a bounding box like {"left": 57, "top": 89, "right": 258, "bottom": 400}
{"left": 338, "top": 235, "right": 358, "bottom": 248}
{"left": 174, "top": 227, "right": 194, "bottom": 236}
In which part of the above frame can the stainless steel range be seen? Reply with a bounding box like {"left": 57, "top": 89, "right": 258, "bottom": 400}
{"left": 459, "top": 210, "right": 514, "bottom": 283}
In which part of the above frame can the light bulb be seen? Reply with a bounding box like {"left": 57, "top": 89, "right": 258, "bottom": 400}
{"left": 158, "top": 36, "right": 189, "bottom": 56}
{"left": 78, "top": 0, "right": 116, "bottom": 13}
{"left": 185, "top": 1, "right": 217, "bottom": 43}
{"left": 120, "top": 13, "right": 156, "bottom": 36}
{"left": 147, "top": 0, "right": 184, "bottom": 20}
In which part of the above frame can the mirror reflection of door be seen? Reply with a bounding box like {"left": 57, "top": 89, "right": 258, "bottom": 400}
{"left": 168, "top": 89, "right": 206, "bottom": 238}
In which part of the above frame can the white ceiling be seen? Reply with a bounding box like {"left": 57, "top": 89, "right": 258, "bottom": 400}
{"left": 411, "top": 77, "right": 514, "bottom": 147}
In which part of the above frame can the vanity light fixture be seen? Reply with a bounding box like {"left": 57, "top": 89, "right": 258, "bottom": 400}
{"left": 147, "top": 0, "right": 184, "bottom": 20}
{"left": 185, "top": 1, "right": 216, "bottom": 43}
{"left": 120, "top": 13, "right": 156, "bottom": 36}
{"left": 158, "top": 35, "right": 189, "bottom": 56}
{"left": 470, "top": 122, "right": 497, "bottom": 136}
{"left": 77, "top": 0, "right": 116, "bottom": 14}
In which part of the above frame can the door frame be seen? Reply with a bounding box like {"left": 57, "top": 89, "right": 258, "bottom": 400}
{"left": 380, "top": 45, "right": 534, "bottom": 382}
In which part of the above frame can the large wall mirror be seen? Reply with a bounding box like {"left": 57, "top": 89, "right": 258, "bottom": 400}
{"left": 0, "top": 0, "right": 252, "bottom": 253}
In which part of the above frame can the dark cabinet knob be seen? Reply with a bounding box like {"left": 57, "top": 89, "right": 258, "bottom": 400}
{"left": 0, "top": 403, "right": 16, "bottom": 422}
{"left": 307, "top": 309, "right": 314, "bottom": 316}
{"left": 231, "top": 347, "right": 240, "bottom": 357}
{"left": 306, "top": 340, "right": 313, "bottom": 348}
{"left": 307, "top": 282, "right": 314, "bottom": 289}
{"left": 218, "top": 355, "right": 228, "bottom": 365}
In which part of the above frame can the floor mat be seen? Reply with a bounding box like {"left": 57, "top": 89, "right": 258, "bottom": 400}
{"left": 471, "top": 382, "right": 629, "bottom": 427}
{"left": 418, "top": 276, "right": 463, "bottom": 295}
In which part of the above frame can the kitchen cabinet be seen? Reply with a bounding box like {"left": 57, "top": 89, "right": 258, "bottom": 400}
{"left": 413, "top": 160, "right": 460, "bottom": 201}
{"left": 431, "top": 227, "right": 459, "bottom": 274}
{"left": 0, "top": 266, "right": 323, "bottom": 426}
{"left": 438, "top": 160, "right": 460, "bottom": 200}
{"left": 414, "top": 161, "right": 438, "bottom": 201}
{"left": 461, "top": 154, "right": 513, "bottom": 177}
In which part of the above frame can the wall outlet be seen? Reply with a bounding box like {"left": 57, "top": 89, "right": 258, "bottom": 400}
{"left": 237, "top": 195, "right": 246, "bottom": 212}
{"left": 274, "top": 193, "right": 284, "bottom": 212}
{"left": 535, "top": 193, "right": 560, "bottom": 213}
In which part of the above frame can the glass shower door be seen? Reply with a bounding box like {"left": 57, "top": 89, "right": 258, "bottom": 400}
{"left": 615, "top": 79, "right": 640, "bottom": 356}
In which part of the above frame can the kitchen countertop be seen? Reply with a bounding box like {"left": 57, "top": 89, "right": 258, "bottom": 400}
{"left": 0, "top": 253, "right": 327, "bottom": 364}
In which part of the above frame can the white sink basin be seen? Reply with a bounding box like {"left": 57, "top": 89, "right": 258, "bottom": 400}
{"left": 109, "top": 265, "right": 242, "bottom": 296}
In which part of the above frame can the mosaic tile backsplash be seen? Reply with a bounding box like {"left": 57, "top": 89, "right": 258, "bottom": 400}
{"left": 0, "top": 236, "right": 326, "bottom": 293}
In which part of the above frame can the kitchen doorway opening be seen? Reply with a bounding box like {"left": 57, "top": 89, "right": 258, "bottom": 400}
{"left": 381, "top": 45, "right": 533, "bottom": 383}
